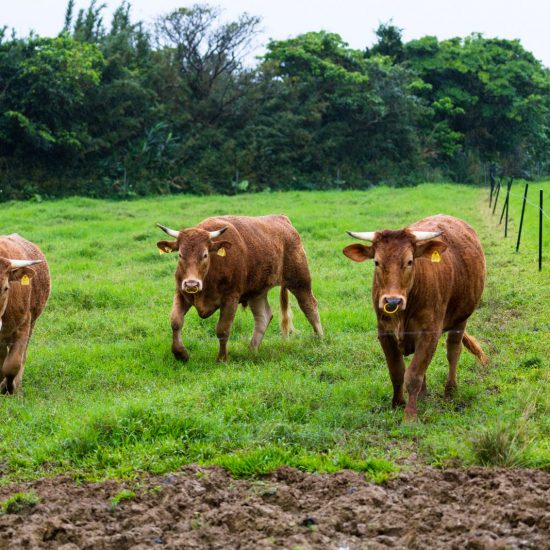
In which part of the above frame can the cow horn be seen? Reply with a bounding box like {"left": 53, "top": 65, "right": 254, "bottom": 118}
{"left": 411, "top": 231, "right": 442, "bottom": 241}
{"left": 209, "top": 227, "right": 227, "bottom": 239}
{"left": 156, "top": 223, "right": 180, "bottom": 238}
{"left": 347, "top": 231, "right": 377, "bottom": 242}
{"left": 9, "top": 259, "right": 42, "bottom": 269}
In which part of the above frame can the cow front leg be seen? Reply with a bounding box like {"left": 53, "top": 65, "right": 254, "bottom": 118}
{"left": 378, "top": 333, "right": 406, "bottom": 408}
{"left": 171, "top": 293, "right": 191, "bottom": 361}
{"left": 404, "top": 334, "right": 440, "bottom": 421}
{"left": 0, "top": 343, "right": 9, "bottom": 394}
{"left": 216, "top": 297, "right": 239, "bottom": 362}
{"left": 248, "top": 293, "right": 273, "bottom": 351}
{"left": 1, "top": 326, "right": 31, "bottom": 395}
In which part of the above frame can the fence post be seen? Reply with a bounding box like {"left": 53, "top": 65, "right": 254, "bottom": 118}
{"left": 516, "top": 184, "right": 529, "bottom": 252}
{"left": 489, "top": 168, "right": 495, "bottom": 207}
{"left": 539, "top": 189, "right": 544, "bottom": 271}
{"left": 499, "top": 177, "right": 513, "bottom": 225}
{"left": 492, "top": 177, "right": 502, "bottom": 215}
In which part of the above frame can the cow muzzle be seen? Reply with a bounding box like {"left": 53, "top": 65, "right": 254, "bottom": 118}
{"left": 381, "top": 296, "right": 405, "bottom": 315}
{"left": 182, "top": 279, "right": 202, "bottom": 294}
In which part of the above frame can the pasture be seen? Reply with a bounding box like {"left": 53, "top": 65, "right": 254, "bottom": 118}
{"left": 0, "top": 182, "right": 549, "bottom": 484}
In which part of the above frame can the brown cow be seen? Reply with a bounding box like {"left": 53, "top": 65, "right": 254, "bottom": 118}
{"left": 156, "top": 215, "right": 323, "bottom": 362}
{"left": 0, "top": 234, "right": 50, "bottom": 394}
{"left": 343, "top": 215, "right": 487, "bottom": 420}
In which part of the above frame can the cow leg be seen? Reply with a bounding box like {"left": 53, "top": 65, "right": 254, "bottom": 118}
{"left": 0, "top": 343, "right": 9, "bottom": 393}
{"left": 288, "top": 286, "right": 323, "bottom": 337}
{"left": 1, "top": 325, "right": 31, "bottom": 395}
{"left": 378, "top": 334, "right": 406, "bottom": 407}
{"left": 445, "top": 322, "right": 466, "bottom": 398}
{"left": 171, "top": 293, "right": 191, "bottom": 362}
{"left": 419, "top": 375, "right": 428, "bottom": 398}
{"left": 404, "top": 334, "right": 440, "bottom": 420}
{"left": 216, "top": 297, "right": 239, "bottom": 362}
{"left": 248, "top": 293, "right": 273, "bottom": 351}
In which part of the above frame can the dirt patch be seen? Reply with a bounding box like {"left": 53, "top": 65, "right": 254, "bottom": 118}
{"left": 1, "top": 466, "right": 549, "bottom": 549}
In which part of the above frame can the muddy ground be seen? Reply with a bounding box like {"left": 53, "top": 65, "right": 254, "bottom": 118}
{"left": 0, "top": 466, "right": 549, "bottom": 549}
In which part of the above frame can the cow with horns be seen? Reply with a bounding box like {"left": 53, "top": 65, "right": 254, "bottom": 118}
{"left": 156, "top": 215, "right": 323, "bottom": 362}
{"left": 0, "top": 234, "right": 50, "bottom": 394}
{"left": 343, "top": 215, "right": 487, "bottom": 420}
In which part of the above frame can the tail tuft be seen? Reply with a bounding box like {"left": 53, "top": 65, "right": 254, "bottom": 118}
{"left": 462, "top": 332, "right": 489, "bottom": 366}
{"left": 279, "top": 287, "right": 294, "bottom": 337}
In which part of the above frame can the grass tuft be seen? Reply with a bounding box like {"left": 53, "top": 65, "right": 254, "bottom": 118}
{"left": 1, "top": 492, "right": 40, "bottom": 514}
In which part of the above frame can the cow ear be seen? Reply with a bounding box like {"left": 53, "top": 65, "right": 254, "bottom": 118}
{"left": 157, "top": 240, "right": 178, "bottom": 254}
{"left": 9, "top": 266, "right": 35, "bottom": 283}
{"left": 343, "top": 244, "right": 374, "bottom": 262}
{"left": 414, "top": 239, "right": 448, "bottom": 259}
{"left": 209, "top": 240, "right": 232, "bottom": 254}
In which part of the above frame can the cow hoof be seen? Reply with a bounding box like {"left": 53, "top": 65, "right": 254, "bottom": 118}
{"left": 172, "top": 348, "right": 190, "bottom": 362}
{"left": 403, "top": 410, "right": 418, "bottom": 422}
{"left": 444, "top": 384, "right": 456, "bottom": 400}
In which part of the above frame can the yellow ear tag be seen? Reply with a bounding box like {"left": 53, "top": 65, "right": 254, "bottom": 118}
{"left": 431, "top": 251, "right": 441, "bottom": 263}
{"left": 217, "top": 247, "right": 226, "bottom": 257}
{"left": 21, "top": 275, "right": 30, "bottom": 286}
{"left": 164, "top": 247, "right": 172, "bottom": 253}
{"left": 159, "top": 248, "right": 165, "bottom": 255}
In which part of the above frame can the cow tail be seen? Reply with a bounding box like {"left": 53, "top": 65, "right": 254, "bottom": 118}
{"left": 462, "top": 332, "right": 489, "bottom": 366}
{"left": 280, "top": 286, "right": 294, "bottom": 337}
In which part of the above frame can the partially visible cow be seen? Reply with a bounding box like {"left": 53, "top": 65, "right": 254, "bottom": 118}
{"left": 0, "top": 234, "right": 50, "bottom": 394}
{"left": 343, "top": 215, "right": 487, "bottom": 420}
{"left": 156, "top": 215, "right": 323, "bottom": 362}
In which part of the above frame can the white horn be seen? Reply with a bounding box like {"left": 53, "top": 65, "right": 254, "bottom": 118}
{"left": 9, "top": 259, "right": 42, "bottom": 269}
{"left": 347, "top": 231, "right": 377, "bottom": 242}
{"left": 411, "top": 231, "right": 442, "bottom": 241}
{"left": 209, "top": 227, "right": 227, "bottom": 239}
{"left": 156, "top": 223, "right": 180, "bottom": 238}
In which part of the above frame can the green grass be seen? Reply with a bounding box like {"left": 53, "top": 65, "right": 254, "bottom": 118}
{"left": 0, "top": 182, "right": 548, "bottom": 483}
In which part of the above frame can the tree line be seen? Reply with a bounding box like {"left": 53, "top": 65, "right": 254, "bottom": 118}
{"left": 1, "top": 1, "right": 549, "bottom": 200}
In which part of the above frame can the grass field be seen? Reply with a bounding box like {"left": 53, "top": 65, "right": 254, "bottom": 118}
{"left": 0, "top": 182, "right": 548, "bottom": 484}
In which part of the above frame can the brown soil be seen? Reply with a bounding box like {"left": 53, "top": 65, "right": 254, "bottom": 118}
{"left": 1, "top": 466, "right": 549, "bottom": 549}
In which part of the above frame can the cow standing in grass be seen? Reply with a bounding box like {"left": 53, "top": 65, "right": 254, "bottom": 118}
{"left": 156, "top": 215, "right": 323, "bottom": 362}
{"left": 343, "top": 215, "right": 487, "bottom": 420}
{"left": 0, "top": 234, "right": 50, "bottom": 394}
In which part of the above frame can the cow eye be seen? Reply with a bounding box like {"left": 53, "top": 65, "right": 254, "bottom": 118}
{"left": 406, "top": 259, "right": 413, "bottom": 267}
{"left": 374, "top": 260, "right": 380, "bottom": 267}
{"left": 203, "top": 252, "right": 208, "bottom": 259}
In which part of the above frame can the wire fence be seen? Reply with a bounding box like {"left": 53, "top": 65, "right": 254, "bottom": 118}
{"left": 488, "top": 171, "right": 548, "bottom": 270}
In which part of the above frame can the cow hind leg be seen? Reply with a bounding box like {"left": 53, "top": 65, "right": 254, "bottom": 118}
{"left": 249, "top": 293, "right": 273, "bottom": 351}
{"left": 288, "top": 286, "right": 323, "bottom": 337}
{"left": 445, "top": 322, "right": 467, "bottom": 398}
{"left": 279, "top": 287, "right": 294, "bottom": 337}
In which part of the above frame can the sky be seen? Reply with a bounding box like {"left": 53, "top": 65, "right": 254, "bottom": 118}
{"left": 2, "top": 0, "right": 550, "bottom": 67}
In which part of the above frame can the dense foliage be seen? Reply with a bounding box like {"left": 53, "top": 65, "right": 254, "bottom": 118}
{"left": 1, "top": 2, "right": 549, "bottom": 199}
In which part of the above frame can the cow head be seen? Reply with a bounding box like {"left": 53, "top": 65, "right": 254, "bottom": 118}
{"left": 343, "top": 229, "right": 447, "bottom": 314}
{"left": 156, "top": 224, "right": 232, "bottom": 294}
{"left": 0, "top": 258, "right": 42, "bottom": 330}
